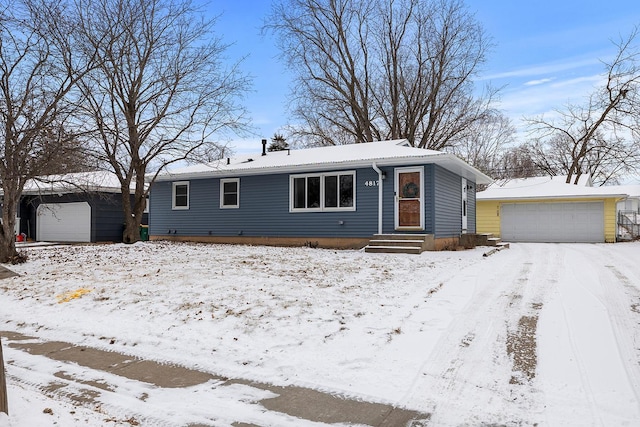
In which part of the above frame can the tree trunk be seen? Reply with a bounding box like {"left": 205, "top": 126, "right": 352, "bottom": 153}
{"left": 121, "top": 173, "right": 147, "bottom": 244}
{"left": 122, "top": 218, "right": 140, "bottom": 244}
{"left": 0, "top": 337, "right": 8, "bottom": 415}
{"left": 0, "top": 231, "right": 17, "bottom": 265}
{"left": 0, "top": 186, "right": 19, "bottom": 264}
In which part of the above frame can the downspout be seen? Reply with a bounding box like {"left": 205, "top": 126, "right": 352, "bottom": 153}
{"left": 372, "top": 162, "right": 383, "bottom": 235}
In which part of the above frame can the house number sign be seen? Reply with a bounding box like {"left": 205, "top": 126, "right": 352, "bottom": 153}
{"left": 364, "top": 180, "right": 379, "bottom": 187}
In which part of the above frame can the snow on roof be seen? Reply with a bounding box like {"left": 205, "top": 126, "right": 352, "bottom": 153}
{"left": 21, "top": 171, "right": 133, "bottom": 195}
{"left": 477, "top": 175, "right": 628, "bottom": 201}
{"left": 603, "top": 184, "right": 640, "bottom": 199}
{"left": 151, "top": 139, "right": 493, "bottom": 184}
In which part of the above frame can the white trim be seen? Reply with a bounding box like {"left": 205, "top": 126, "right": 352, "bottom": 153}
{"left": 461, "top": 178, "right": 468, "bottom": 233}
{"left": 220, "top": 178, "right": 240, "bottom": 209}
{"left": 172, "top": 181, "right": 190, "bottom": 210}
{"left": 372, "top": 162, "right": 383, "bottom": 235}
{"left": 289, "top": 171, "right": 357, "bottom": 212}
{"left": 394, "top": 166, "right": 425, "bottom": 231}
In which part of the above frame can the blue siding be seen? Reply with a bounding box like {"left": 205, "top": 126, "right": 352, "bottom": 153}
{"left": 149, "top": 163, "right": 478, "bottom": 240}
{"left": 424, "top": 164, "right": 435, "bottom": 234}
{"left": 434, "top": 165, "right": 462, "bottom": 238}
{"left": 150, "top": 168, "right": 381, "bottom": 238}
{"left": 380, "top": 165, "right": 396, "bottom": 234}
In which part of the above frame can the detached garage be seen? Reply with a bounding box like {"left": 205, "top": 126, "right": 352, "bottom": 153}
{"left": 14, "top": 171, "right": 147, "bottom": 243}
{"left": 477, "top": 176, "right": 627, "bottom": 243}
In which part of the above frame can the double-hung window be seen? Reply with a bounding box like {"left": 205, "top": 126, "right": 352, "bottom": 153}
{"left": 172, "top": 181, "right": 189, "bottom": 210}
{"left": 220, "top": 178, "right": 240, "bottom": 208}
{"left": 290, "top": 171, "right": 355, "bottom": 212}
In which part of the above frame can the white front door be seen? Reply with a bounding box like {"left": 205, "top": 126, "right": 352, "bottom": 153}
{"left": 395, "top": 167, "right": 424, "bottom": 230}
{"left": 461, "top": 178, "right": 468, "bottom": 233}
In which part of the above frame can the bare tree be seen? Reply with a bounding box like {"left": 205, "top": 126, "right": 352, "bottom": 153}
{"left": 75, "top": 0, "right": 251, "bottom": 243}
{"left": 493, "top": 145, "right": 540, "bottom": 180}
{"left": 266, "top": 0, "right": 495, "bottom": 149}
{"left": 525, "top": 28, "right": 640, "bottom": 185}
{"left": 450, "top": 111, "right": 515, "bottom": 177}
{"left": 0, "top": 0, "right": 94, "bottom": 263}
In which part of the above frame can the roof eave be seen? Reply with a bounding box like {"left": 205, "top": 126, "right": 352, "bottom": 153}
{"left": 152, "top": 153, "right": 493, "bottom": 184}
{"left": 478, "top": 193, "right": 629, "bottom": 201}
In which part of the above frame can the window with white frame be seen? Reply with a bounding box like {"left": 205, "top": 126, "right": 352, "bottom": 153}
{"left": 290, "top": 171, "right": 355, "bottom": 211}
{"left": 220, "top": 178, "right": 240, "bottom": 208}
{"left": 172, "top": 181, "right": 189, "bottom": 209}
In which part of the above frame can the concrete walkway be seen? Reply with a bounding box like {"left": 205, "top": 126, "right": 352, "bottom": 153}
{"left": 0, "top": 266, "right": 18, "bottom": 280}
{"left": 2, "top": 331, "right": 430, "bottom": 426}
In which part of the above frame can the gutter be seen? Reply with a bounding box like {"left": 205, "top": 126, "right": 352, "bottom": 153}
{"left": 477, "top": 193, "right": 629, "bottom": 201}
{"left": 372, "top": 162, "right": 383, "bottom": 235}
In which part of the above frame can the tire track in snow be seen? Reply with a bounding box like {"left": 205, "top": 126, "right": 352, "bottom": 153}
{"left": 580, "top": 245, "right": 640, "bottom": 413}
{"left": 554, "top": 284, "right": 604, "bottom": 425}
{"left": 538, "top": 244, "right": 640, "bottom": 425}
{"left": 401, "top": 244, "right": 557, "bottom": 426}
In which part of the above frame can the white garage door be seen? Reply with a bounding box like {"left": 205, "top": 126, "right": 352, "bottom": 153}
{"left": 501, "top": 202, "right": 604, "bottom": 243}
{"left": 37, "top": 202, "right": 91, "bottom": 242}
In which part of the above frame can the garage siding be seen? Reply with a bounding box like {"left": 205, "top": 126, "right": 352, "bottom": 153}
{"left": 477, "top": 200, "right": 501, "bottom": 237}
{"left": 501, "top": 201, "right": 604, "bottom": 243}
{"left": 20, "top": 193, "right": 129, "bottom": 243}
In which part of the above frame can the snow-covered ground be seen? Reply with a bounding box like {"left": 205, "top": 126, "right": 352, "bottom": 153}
{"left": 1, "top": 241, "right": 639, "bottom": 426}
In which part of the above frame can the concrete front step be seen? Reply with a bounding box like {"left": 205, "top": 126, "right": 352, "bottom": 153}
{"left": 372, "top": 233, "right": 429, "bottom": 240}
{"left": 487, "top": 237, "right": 502, "bottom": 246}
{"left": 366, "top": 233, "right": 431, "bottom": 254}
{"left": 368, "top": 239, "right": 426, "bottom": 247}
{"left": 364, "top": 245, "right": 423, "bottom": 254}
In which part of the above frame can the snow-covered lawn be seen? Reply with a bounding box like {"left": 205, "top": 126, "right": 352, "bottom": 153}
{"left": 1, "top": 241, "right": 640, "bottom": 426}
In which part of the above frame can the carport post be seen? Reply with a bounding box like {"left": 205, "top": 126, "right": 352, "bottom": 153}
{"left": 0, "top": 337, "right": 7, "bottom": 415}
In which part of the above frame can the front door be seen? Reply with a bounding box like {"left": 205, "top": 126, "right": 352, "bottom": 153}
{"left": 395, "top": 167, "right": 424, "bottom": 230}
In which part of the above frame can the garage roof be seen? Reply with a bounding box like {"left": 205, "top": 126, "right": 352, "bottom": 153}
{"left": 477, "top": 175, "right": 628, "bottom": 201}
{"left": 21, "top": 171, "right": 136, "bottom": 195}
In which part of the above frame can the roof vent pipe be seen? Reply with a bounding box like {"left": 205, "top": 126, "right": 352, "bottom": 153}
{"left": 261, "top": 139, "right": 267, "bottom": 156}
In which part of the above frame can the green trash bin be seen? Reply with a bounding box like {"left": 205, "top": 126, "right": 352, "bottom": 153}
{"left": 139, "top": 225, "right": 149, "bottom": 241}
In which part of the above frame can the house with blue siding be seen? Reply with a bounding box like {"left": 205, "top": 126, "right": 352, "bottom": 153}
{"left": 147, "top": 139, "right": 492, "bottom": 250}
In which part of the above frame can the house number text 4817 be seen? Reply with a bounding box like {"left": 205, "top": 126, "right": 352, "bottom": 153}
{"left": 364, "top": 180, "right": 379, "bottom": 187}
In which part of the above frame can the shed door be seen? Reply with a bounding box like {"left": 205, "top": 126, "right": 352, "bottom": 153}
{"left": 395, "top": 167, "right": 424, "bottom": 230}
{"left": 501, "top": 202, "right": 604, "bottom": 243}
{"left": 37, "top": 202, "right": 91, "bottom": 242}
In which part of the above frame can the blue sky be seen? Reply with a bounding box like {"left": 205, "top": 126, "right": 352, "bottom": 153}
{"left": 209, "top": 0, "right": 640, "bottom": 156}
